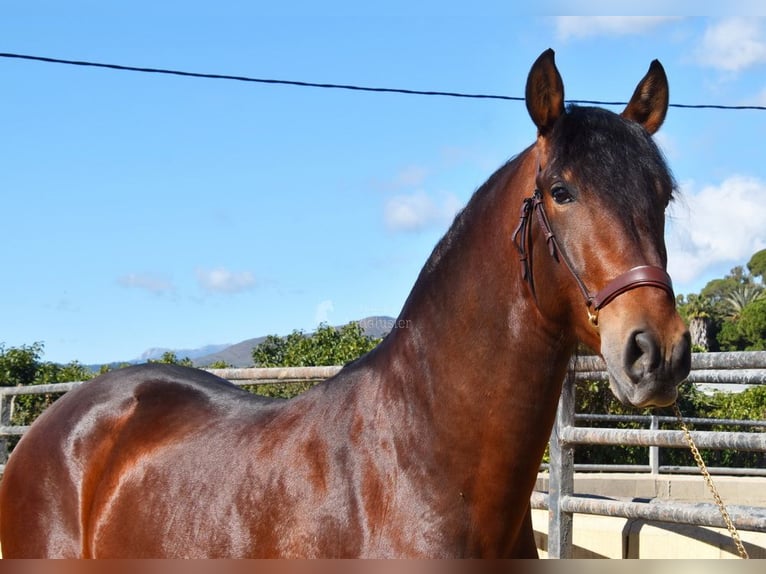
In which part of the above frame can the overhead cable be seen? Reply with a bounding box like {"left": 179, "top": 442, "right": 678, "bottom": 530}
{"left": 2, "top": 52, "right": 765, "bottom": 111}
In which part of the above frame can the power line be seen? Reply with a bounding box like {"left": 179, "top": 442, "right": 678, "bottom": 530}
{"left": 0, "top": 52, "right": 524, "bottom": 102}
{"left": 2, "top": 52, "right": 765, "bottom": 111}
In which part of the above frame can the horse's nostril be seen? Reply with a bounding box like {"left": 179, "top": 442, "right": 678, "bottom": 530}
{"left": 625, "top": 330, "right": 661, "bottom": 382}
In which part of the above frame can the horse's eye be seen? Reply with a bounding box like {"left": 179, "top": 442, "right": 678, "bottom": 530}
{"left": 551, "top": 186, "right": 575, "bottom": 205}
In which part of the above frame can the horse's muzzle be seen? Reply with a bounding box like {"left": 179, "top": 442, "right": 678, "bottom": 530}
{"left": 614, "top": 327, "right": 691, "bottom": 408}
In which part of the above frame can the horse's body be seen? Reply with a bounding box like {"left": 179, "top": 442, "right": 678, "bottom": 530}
{"left": 0, "top": 50, "right": 691, "bottom": 558}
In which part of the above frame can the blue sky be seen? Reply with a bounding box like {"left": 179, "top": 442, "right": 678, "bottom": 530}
{"left": 3, "top": 8, "right": 766, "bottom": 364}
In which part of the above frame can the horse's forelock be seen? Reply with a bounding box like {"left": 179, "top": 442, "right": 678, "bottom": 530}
{"left": 550, "top": 106, "right": 676, "bottom": 221}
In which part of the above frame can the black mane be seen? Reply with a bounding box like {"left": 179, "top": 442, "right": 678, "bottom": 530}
{"left": 549, "top": 105, "right": 676, "bottom": 225}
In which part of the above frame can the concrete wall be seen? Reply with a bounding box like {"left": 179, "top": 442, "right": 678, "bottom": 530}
{"left": 532, "top": 473, "right": 766, "bottom": 559}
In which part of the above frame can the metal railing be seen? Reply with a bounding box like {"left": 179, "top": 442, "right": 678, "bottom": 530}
{"left": 535, "top": 351, "right": 766, "bottom": 559}
{"left": 0, "top": 353, "right": 765, "bottom": 559}
{"left": 564, "top": 413, "right": 766, "bottom": 476}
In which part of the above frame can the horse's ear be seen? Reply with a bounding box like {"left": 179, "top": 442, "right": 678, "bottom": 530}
{"left": 525, "top": 49, "right": 565, "bottom": 136}
{"left": 621, "top": 60, "right": 669, "bottom": 135}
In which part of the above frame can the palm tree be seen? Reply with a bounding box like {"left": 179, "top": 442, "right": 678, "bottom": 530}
{"left": 725, "top": 284, "right": 764, "bottom": 321}
{"left": 683, "top": 294, "right": 714, "bottom": 351}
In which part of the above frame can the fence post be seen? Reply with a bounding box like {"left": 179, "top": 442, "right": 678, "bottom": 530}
{"left": 547, "top": 368, "right": 576, "bottom": 558}
{"left": 649, "top": 414, "right": 659, "bottom": 474}
{"left": 0, "top": 393, "right": 12, "bottom": 465}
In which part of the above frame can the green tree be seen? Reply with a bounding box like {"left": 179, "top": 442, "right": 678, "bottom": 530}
{"left": 747, "top": 248, "right": 766, "bottom": 282}
{"left": 250, "top": 322, "right": 383, "bottom": 399}
{"left": 0, "top": 342, "right": 45, "bottom": 387}
{"left": 701, "top": 266, "right": 756, "bottom": 323}
{"left": 717, "top": 319, "right": 749, "bottom": 352}
{"left": 252, "top": 335, "right": 288, "bottom": 368}
{"left": 678, "top": 294, "right": 714, "bottom": 351}
{"left": 252, "top": 322, "right": 382, "bottom": 368}
{"left": 0, "top": 343, "right": 96, "bottom": 431}
{"left": 738, "top": 298, "right": 766, "bottom": 350}
{"left": 206, "top": 360, "right": 231, "bottom": 369}
{"left": 149, "top": 351, "right": 194, "bottom": 367}
{"left": 687, "top": 262, "right": 766, "bottom": 352}
{"left": 98, "top": 362, "right": 132, "bottom": 374}
{"left": 33, "top": 360, "right": 93, "bottom": 385}
{"left": 724, "top": 284, "right": 764, "bottom": 321}
{"left": 717, "top": 296, "right": 766, "bottom": 351}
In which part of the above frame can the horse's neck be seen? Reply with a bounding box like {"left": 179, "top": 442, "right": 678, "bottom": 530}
{"left": 373, "top": 149, "right": 573, "bottom": 500}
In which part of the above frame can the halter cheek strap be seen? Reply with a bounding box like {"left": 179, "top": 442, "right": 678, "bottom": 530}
{"left": 512, "top": 189, "right": 675, "bottom": 328}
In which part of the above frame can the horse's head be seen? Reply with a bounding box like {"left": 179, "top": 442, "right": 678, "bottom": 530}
{"left": 521, "top": 49, "right": 691, "bottom": 408}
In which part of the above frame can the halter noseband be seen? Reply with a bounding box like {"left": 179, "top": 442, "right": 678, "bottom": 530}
{"left": 511, "top": 189, "right": 675, "bottom": 328}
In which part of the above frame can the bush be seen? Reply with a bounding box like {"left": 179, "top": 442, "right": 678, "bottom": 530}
{"left": 252, "top": 322, "right": 382, "bottom": 368}
{"left": 0, "top": 343, "right": 96, "bottom": 452}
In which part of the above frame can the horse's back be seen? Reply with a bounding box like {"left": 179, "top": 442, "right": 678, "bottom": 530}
{"left": 0, "top": 364, "right": 274, "bottom": 558}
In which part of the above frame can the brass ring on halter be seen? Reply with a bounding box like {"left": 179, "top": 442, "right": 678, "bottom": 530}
{"left": 587, "top": 306, "right": 599, "bottom": 329}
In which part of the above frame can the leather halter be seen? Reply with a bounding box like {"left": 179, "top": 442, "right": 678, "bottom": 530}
{"left": 511, "top": 189, "right": 675, "bottom": 328}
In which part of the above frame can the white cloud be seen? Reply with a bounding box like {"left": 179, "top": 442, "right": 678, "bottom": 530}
{"left": 667, "top": 175, "right": 766, "bottom": 287}
{"left": 117, "top": 273, "right": 175, "bottom": 295}
{"left": 391, "top": 165, "right": 429, "bottom": 188}
{"left": 555, "top": 16, "right": 681, "bottom": 40}
{"left": 196, "top": 267, "right": 256, "bottom": 294}
{"left": 314, "top": 299, "right": 334, "bottom": 325}
{"left": 383, "top": 191, "right": 463, "bottom": 232}
{"left": 695, "top": 18, "right": 766, "bottom": 72}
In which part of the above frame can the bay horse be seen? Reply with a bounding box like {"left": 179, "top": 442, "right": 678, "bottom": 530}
{"left": 0, "top": 49, "right": 690, "bottom": 558}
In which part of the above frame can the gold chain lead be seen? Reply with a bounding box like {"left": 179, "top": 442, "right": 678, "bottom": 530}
{"left": 673, "top": 402, "right": 749, "bottom": 559}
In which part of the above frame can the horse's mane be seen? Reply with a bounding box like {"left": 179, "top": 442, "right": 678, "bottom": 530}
{"left": 551, "top": 105, "right": 677, "bottom": 225}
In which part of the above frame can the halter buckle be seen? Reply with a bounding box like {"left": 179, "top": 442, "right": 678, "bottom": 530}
{"left": 587, "top": 306, "right": 600, "bottom": 329}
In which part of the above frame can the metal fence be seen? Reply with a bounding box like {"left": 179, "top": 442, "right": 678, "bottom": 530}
{"left": 534, "top": 351, "right": 766, "bottom": 559}
{"left": 0, "top": 353, "right": 765, "bottom": 558}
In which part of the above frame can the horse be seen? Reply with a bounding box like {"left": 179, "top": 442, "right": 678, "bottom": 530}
{"left": 0, "top": 49, "right": 690, "bottom": 558}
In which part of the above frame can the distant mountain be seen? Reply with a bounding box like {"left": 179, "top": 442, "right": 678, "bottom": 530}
{"left": 85, "top": 343, "right": 233, "bottom": 372}
{"left": 86, "top": 316, "right": 397, "bottom": 371}
{"left": 193, "top": 336, "right": 269, "bottom": 368}
{"left": 137, "top": 344, "right": 232, "bottom": 362}
{"left": 193, "top": 316, "right": 397, "bottom": 368}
